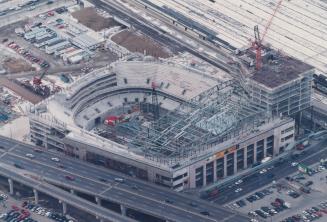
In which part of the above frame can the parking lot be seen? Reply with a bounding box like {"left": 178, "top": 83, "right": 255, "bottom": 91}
{"left": 0, "top": 189, "right": 51, "bottom": 222}
{"left": 228, "top": 161, "right": 327, "bottom": 222}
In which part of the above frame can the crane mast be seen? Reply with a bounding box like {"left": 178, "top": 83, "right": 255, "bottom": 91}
{"left": 253, "top": 0, "right": 284, "bottom": 70}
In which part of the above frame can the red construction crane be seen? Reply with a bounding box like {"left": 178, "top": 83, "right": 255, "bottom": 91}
{"left": 33, "top": 70, "right": 48, "bottom": 86}
{"left": 252, "top": 0, "right": 284, "bottom": 70}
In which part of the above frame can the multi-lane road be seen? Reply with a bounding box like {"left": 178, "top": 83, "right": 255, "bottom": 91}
{"left": 212, "top": 137, "right": 327, "bottom": 205}
{"left": 0, "top": 136, "right": 249, "bottom": 222}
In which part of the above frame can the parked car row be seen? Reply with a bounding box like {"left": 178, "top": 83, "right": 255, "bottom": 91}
{"left": 0, "top": 192, "right": 8, "bottom": 201}
{"left": 281, "top": 202, "right": 327, "bottom": 222}
{"left": 5, "top": 41, "right": 50, "bottom": 69}
{"left": 248, "top": 197, "right": 290, "bottom": 220}
{"left": 246, "top": 188, "right": 274, "bottom": 203}
{"left": 0, "top": 206, "right": 36, "bottom": 222}
{"left": 22, "top": 202, "right": 74, "bottom": 222}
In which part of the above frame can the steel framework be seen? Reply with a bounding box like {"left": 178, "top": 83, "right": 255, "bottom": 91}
{"left": 129, "top": 80, "right": 269, "bottom": 164}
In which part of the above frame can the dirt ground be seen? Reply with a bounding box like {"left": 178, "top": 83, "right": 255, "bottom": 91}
{"left": 111, "top": 30, "right": 172, "bottom": 58}
{"left": 3, "top": 57, "right": 35, "bottom": 73}
{"left": 71, "top": 7, "right": 121, "bottom": 31}
{"left": 0, "top": 78, "right": 42, "bottom": 104}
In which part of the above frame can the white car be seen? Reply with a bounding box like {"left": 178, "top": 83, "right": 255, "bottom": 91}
{"left": 235, "top": 179, "right": 243, "bottom": 185}
{"left": 26, "top": 153, "right": 35, "bottom": 158}
{"left": 0, "top": 214, "right": 7, "bottom": 219}
{"left": 51, "top": 157, "right": 60, "bottom": 162}
{"left": 259, "top": 169, "right": 267, "bottom": 174}
{"left": 291, "top": 162, "right": 298, "bottom": 167}
{"left": 234, "top": 188, "right": 243, "bottom": 193}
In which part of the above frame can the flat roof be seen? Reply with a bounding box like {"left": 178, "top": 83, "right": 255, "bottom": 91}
{"left": 251, "top": 55, "right": 314, "bottom": 88}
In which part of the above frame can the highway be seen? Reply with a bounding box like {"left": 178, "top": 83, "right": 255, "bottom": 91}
{"left": 0, "top": 136, "right": 249, "bottom": 222}
{"left": 212, "top": 137, "right": 327, "bottom": 205}
{"left": 0, "top": 164, "right": 136, "bottom": 222}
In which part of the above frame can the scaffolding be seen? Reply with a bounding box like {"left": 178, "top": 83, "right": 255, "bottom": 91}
{"left": 129, "top": 80, "right": 269, "bottom": 164}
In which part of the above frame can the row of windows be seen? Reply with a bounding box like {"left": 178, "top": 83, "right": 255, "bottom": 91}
{"left": 281, "top": 134, "right": 294, "bottom": 142}
{"left": 281, "top": 126, "right": 294, "bottom": 134}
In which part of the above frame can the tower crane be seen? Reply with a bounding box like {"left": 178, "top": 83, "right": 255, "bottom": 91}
{"left": 33, "top": 69, "right": 48, "bottom": 86}
{"left": 252, "top": 0, "right": 284, "bottom": 70}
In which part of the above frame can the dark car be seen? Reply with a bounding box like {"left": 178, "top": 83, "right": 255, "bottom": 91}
{"left": 200, "top": 211, "right": 210, "bottom": 216}
{"left": 64, "top": 175, "right": 75, "bottom": 181}
{"left": 14, "top": 163, "right": 24, "bottom": 169}
{"left": 98, "top": 178, "right": 107, "bottom": 183}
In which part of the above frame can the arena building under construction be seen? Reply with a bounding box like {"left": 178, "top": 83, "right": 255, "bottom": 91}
{"left": 29, "top": 53, "right": 313, "bottom": 191}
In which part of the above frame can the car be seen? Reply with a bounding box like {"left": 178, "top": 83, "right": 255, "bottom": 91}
{"left": 235, "top": 188, "right": 243, "bottom": 193}
{"left": 291, "top": 162, "right": 298, "bottom": 167}
{"left": 57, "top": 164, "right": 65, "bottom": 169}
{"left": 165, "top": 199, "right": 174, "bottom": 204}
{"left": 189, "top": 202, "right": 197, "bottom": 207}
{"left": 98, "top": 178, "right": 107, "bottom": 183}
{"left": 51, "top": 157, "right": 60, "bottom": 162}
{"left": 259, "top": 169, "right": 267, "bottom": 174}
{"left": 25, "top": 153, "right": 35, "bottom": 158}
{"left": 235, "top": 179, "right": 243, "bottom": 185}
{"left": 65, "top": 175, "right": 75, "bottom": 181}
{"left": 305, "top": 181, "right": 313, "bottom": 186}
{"left": 114, "top": 177, "right": 124, "bottom": 183}
{"left": 200, "top": 211, "right": 210, "bottom": 216}
{"left": 13, "top": 163, "right": 24, "bottom": 169}
{"left": 33, "top": 149, "right": 43, "bottom": 153}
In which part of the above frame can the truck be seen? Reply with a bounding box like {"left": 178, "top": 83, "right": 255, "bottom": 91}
{"left": 296, "top": 139, "right": 309, "bottom": 150}
{"left": 284, "top": 202, "right": 291, "bottom": 209}
{"left": 261, "top": 156, "right": 272, "bottom": 164}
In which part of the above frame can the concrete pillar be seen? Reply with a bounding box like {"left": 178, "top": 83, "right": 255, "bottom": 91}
{"left": 202, "top": 164, "right": 206, "bottom": 186}
{"left": 233, "top": 151, "right": 237, "bottom": 174}
{"left": 120, "top": 205, "right": 126, "bottom": 216}
{"left": 223, "top": 155, "right": 227, "bottom": 177}
{"left": 253, "top": 142, "right": 257, "bottom": 163}
{"left": 70, "top": 189, "right": 75, "bottom": 195}
{"left": 244, "top": 146, "right": 248, "bottom": 169}
{"left": 62, "top": 202, "right": 67, "bottom": 215}
{"left": 95, "top": 197, "right": 101, "bottom": 205}
{"left": 33, "top": 189, "right": 39, "bottom": 204}
{"left": 263, "top": 138, "right": 267, "bottom": 157}
{"left": 8, "top": 178, "right": 14, "bottom": 195}
{"left": 213, "top": 159, "right": 217, "bottom": 182}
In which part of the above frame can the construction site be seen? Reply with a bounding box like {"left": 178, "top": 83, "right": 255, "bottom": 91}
{"left": 0, "top": 0, "right": 325, "bottom": 194}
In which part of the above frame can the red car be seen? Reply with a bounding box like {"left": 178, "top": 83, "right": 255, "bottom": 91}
{"left": 65, "top": 175, "right": 75, "bottom": 181}
{"left": 12, "top": 205, "right": 20, "bottom": 211}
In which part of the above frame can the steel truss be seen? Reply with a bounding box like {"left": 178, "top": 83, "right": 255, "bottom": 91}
{"left": 129, "top": 80, "right": 269, "bottom": 164}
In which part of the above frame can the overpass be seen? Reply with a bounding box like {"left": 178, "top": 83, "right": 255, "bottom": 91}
{"left": 0, "top": 136, "right": 249, "bottom": 222}
{"left": 0, "top": 164, "right": 135, "bottom": 222}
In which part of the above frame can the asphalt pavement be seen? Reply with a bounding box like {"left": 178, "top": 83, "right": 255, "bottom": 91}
{"left": 0, "top": 136, "right": 249, "bottom": 222}
{"left": 212, "top": 137, "right": 327, "bottom": 205}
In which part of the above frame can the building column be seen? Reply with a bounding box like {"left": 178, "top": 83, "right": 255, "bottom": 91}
{"left": 253, "top": 143, "right": 257, "bottom": 163}
{"left": 95, "top": 197, "right": 101, "bottom": 205}
{"left": 213, "top": 159, "right": 217, "bottom": 182}
{"left": 62, "top": 202, "right": 67, "bottom": 215}
{"left": 223, "top": 155, "right": 227, "bottom": 177}
{"left": 8, "top": 178, "right": 14, "bottom": 195}
{"left": 244, "top": 147, "right": 248, "bottom": 169}
{"left": 263, "top": 138, "right": 267, "bottom": 157}
{"left": 203, "top": 164, "right": 206, "bottom": 186}
{"left": 33, "top": 189, "right": 39, "bottom": 204}
{"left": 120, "top": 205, "right": 126, "bottom": 216}
{"left": 233, "top": 151, "right": 237, "bottom": 174}
{"left": 70, "top": 189, "right": 75, "bottom": 195}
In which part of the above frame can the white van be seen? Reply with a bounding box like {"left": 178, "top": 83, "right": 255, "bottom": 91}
{"left": 114, "top": 178, "right": 125, "bottom": 183}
